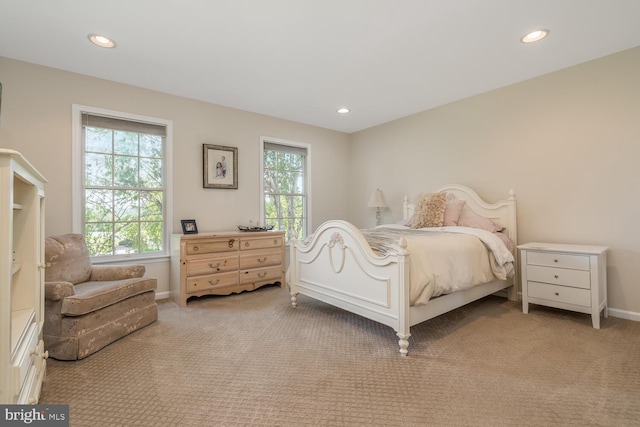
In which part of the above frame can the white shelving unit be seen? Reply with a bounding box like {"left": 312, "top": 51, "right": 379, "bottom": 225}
{"left": 0, "top": 149, "right": 48, "bottom": 404}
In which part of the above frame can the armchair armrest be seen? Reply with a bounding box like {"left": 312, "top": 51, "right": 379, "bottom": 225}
{"left": 89, "top": 265, "right": 146, "bottom": 281}
{"left": 45, "top": 281, "right": 75, "bottom": 301}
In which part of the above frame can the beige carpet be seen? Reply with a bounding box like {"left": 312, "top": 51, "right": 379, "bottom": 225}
{"left": 40, "top": 285, "right": 640, "bottom": 426}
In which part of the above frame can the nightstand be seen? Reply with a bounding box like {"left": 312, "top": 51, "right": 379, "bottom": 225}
{"left": 518, "top": 242, "right": 608, "bottom": 329}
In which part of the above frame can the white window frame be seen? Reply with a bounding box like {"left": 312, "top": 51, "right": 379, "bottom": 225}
{"left": 72, "top": 104, "right": 173, "bottom": 262}
{"left": 259, "top": 136, "right": 311, "bottom": 243}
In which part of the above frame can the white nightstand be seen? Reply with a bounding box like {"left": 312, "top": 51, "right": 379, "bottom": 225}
{"left": 518, "top": 242, "right": 608, "bottom": 329}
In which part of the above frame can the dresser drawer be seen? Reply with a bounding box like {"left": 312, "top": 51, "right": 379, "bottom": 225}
{"left": 527, "top": 251, "right": 590, "bottom": 270}
{"left": 186, "top": 271, "right": 238, "bottom": 293}
{"left": 527, "top": 265, "right": 591, "bottom": 289}
{"left": 186, "top": 254, "right": 239, "bottom": 276}
{"left": 240, "top": 235, "right": 284, "bottom": 251}
{"left": 239, "top": 248, "right": 282, "bottom": 269}
{"left": 239, "top": 265, "right": 283, "bottom": 285}
{"left": 528, "top": 281, "right": 591, "bottom": 307}
{"left": 185, "top": 238, "right": 238, "bottom": 255}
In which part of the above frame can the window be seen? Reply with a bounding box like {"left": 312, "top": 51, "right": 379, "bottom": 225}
{"left": 73, "top": 106, "right": 172, "bottom": 260}
{"left": 261, "top": 138, "right": 310, "bottom": 242}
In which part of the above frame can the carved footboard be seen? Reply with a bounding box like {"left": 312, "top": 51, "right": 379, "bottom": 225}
{"left": 288, "top": 220, "right": 412, "bottom": 355}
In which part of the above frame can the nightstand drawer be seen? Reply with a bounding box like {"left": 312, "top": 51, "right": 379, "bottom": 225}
{"left": 527, "top": 251, "right": 590, "bottom": 270}
{"left": 526, "top": 265, "right": 591, "bottom": 289}
{"left": 528, "top": 281, "right": 591, "bottom": 307}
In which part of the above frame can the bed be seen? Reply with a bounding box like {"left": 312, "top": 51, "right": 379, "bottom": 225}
{"left": 288, "top": 184, "right": 517, "bottom": 356}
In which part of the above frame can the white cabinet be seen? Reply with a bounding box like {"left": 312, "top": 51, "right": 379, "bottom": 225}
{"left": 0, "top": 149, "right": 47, "bottom": 404}
{"left": 518, "top": 242, "right": 608, "bottom": 329}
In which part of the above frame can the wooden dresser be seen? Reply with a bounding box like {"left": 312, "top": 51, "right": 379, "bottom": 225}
{"left": 171, "top": 231, "right": 286, "bottom": 307}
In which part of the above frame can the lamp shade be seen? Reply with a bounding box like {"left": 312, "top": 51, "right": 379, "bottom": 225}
{"left": 367, "top": 189, "right": 387, "bottom": 208}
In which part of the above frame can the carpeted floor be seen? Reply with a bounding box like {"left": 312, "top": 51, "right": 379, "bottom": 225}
{"left": 40, "top": 285, "right": 640, "bottom": 426}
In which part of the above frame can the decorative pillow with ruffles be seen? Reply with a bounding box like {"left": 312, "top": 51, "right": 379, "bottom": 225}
{"left": 411, "top": 192, "right": 448, "bottom": 228}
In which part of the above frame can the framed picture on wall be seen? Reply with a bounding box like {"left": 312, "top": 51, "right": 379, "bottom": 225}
{"left": 203, "top": 144, "right": 238, "bottom": 189}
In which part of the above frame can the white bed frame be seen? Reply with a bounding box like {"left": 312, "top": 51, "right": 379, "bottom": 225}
{"left": 288, "top": 184, "right": 517, "bottom": 356}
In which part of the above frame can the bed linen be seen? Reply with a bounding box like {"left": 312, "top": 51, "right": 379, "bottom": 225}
{"left": 359, "top": 225, "right": 515, "bottom": 306}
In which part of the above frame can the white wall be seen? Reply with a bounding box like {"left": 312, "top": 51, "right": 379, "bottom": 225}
{"left": 349, "top": 46, "right": 640, "bottom": 316}
{"left": 3, "top": 46, "right": 640, "bottom": 317}
{"left": 0, "top": 57, "right": 351, "bottom": 295}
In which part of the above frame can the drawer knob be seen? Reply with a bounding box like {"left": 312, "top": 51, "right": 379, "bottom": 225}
{"left": 257, "top": 257, "right": 267, "bottom": 263}
{"left": 554, "top": 259, "right": 558, "bottom": 263}
{"left": 193, "top": 245, "right": 199, "bottom": 251}
{"left": 228, "top": 239, "right": 235, "bottom": 248}
{"left": 245, "top": 242, "right": 250, "bottom": 247}
{"left": 555, "top": 292, "right": 559, "bottom": 296}
{"left": 554, "top": 275, "right": 559, "bottom": 279}
{"left": 274, "top": 239, "right": 278, "bottom": 245}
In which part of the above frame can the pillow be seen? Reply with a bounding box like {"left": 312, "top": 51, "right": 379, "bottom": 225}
{"left": 411, "top": 192, "right": 447, "bottom": 228}
{"left": 458, "top": 213, "right": 504, "bottom": 233}
{"left": 443, "top": 199, "right": 466, "bottom": 226}
{"left": 494, "top": 231, "right": 515, "bottom": 253}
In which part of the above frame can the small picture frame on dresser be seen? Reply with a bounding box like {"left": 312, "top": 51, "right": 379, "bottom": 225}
{"left": 181, "top": 219, "right": 198, "bottom": 234}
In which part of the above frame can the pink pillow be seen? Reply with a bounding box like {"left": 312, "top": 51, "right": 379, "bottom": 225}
{"left": 458, "top": 214, "right": 504, "bottom": 232}
{"left": 495, "top": 231, "right": 515, "bottom": 253}
{"left": 443, "top": 199, "right": 466, "bottom": 226}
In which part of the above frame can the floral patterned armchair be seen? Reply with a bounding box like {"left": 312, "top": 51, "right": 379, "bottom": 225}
{"left": 43, "top": 234, "right": 157, "bottom": 360}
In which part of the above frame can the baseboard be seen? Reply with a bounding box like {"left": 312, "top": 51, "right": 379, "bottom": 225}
{"left": 155, "top": 291, "right": 171, "bottom": 300}
{"left": 607, "top": 308, "right": 640, "bottom": 322}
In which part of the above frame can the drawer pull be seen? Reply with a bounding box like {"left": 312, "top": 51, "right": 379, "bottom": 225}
{"left": 228, "top": 239, "right": 235, "bottom": 248}
{"left": 554, "top": 275, "right": 559, "bottom": 279}
{"left": 274, "top": 239, "right": 278, "bottom": 245}
{"left": 257, "top": 272, "right": 267, "bottom": 278}
{"left": 208, "top": 260, "right": 227, "bottom": 270}
{"left": 257, "top": 257, "right": 267, "bottom": 263}
{"left": 208, "top": 278, "right": 221, "bottom": 286}
{"left": 192, "top": 245, "right": 199, "bottom": 252}
{"left": 245, "top": 242, "right": 250, "bottom": 247}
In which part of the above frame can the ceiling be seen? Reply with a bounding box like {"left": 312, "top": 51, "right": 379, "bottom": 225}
{"left": 2, "top": 1, "right": 640, "bottom": 134}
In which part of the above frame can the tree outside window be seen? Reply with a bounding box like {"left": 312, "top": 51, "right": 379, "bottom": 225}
{"left": 82, "top": 115, "right": 166, "bottom": 257}
{"left": 263, "top": 141, "right": 308, "bottom": 242}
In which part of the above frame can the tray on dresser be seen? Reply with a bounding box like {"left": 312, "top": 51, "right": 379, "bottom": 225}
{"left": 237, "top": 225, "right": 274, "bottom": 232}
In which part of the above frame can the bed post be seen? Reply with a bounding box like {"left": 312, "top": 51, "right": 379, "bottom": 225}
{"left": 396, "top": 236, "right": 411, "bottom": 356}
{"left": 289, "top": 237, "right": 298, "bottom": 307}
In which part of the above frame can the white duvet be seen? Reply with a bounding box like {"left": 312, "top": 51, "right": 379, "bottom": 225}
{"left": 361, "top": 225, "right": 515, "bottom": 306}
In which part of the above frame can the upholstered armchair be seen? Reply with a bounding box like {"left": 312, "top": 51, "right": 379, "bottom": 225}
{"left": 44, "top": 234, "right": 157, "bottom": 360}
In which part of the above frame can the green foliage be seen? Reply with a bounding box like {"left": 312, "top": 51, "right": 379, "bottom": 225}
{"left": 264, "top": 149, "right": 306, "bottom": 241}
{"left": 84, "top": 127, "right": 164, "bottom": 257}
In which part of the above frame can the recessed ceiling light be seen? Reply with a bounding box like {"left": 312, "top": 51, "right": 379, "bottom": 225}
{"left": 521, "top": 29, "right": 549, "bottom": 43}
{"left": 337, "top": 107, "right": 350, "bottom": 114}
{"left": 88, "top": 34, "right": 116, "bottom": 48}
